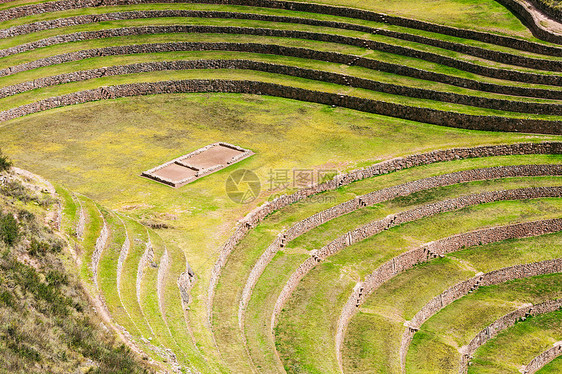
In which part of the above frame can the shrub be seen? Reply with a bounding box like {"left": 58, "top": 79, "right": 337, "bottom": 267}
{"left": 0, "top": 212, "right": 18, "bottom": 246}
{"left": 0, "top": 149, "right": 12, "bottom": 172}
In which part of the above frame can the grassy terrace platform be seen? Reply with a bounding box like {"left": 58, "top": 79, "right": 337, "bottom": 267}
{"left": 0, "top": 6, "right": 560, "bottom": 125}
{"left": 343, "top": 233, "right": 562, "bottom": 373}
{"left": 0, "top": 0, "right": 539, "bottom": 39}
{"left": 214, "top": 163, "right": 562, "bottom": 372}
{"left": 272, "top": 201, "right": 562, "bottom": 373}
{"left": 407, "top": 275, "right": 562, "bottom": 373}
{"left": 469, "top": 309, "right": 562, "bottom": 374}
{"left": 1, "top": 0, "right": 562, "bottom": 372}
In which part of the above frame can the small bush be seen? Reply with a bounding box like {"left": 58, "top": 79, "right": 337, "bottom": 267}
{"left": 0, "top": 290, "right": 15, "bottom": 308}
{"left": 0, "top": 212, "right": 18, "bottom": 246}
{"left": 0, "top": 149, "right": 11, "bottom": 172}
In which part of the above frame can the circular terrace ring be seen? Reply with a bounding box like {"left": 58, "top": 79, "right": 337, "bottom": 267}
{"left": 226, "top": 169, "right": 261, "bottom": 204}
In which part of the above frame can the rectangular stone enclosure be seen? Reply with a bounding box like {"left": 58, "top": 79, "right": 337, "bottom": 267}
{"left": 142, "top": 142, "right": 254, "bottom": 187}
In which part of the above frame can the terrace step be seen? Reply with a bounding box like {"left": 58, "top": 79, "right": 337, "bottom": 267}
{"left": 401, "top": 259, "right": 562, "bottom": 371}
{"left": 117, "top": 216, "right": 162, "bottom": 347}
{"left": 75, "top": 194, "right": 104, "bottom": 287}
{"left": 96, "top": 209, "right": 144, "bottom": 340}
{"left": 138, "top": 229, "right": 186, "bottom": 370}
{"left": 335, "top": 218, "right": 562, "bottom": 369}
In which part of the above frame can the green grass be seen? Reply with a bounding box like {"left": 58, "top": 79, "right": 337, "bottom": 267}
{"left": 54, "top": 185, "right": 78, "bottom": 238}
{"left": 275, "top": 200, "right": 562, "bottom": 374}
{"left": 0, "top": 2, "right": 559, "bottom": 57}
{"left": 213, "top": 163, "right": 562, "bottom": 372}
{"left": 96, "top": 209, "right": 144, "bottom": 340}
{"left": 343, "top": 231, "right": 562, "bottom": 373}
{"left": 75, "top": 195, "right": 103, "bottom": 286}
{"left": 3, "top": 15, "right": 562, "bottom": 72}
{"left": 1, "top": 0, "right": 561, "bottom": 372}
{"left": 469, "top": 309, "right": 562, "bottom": 373}
{"left": 0, "top": 173, "right": 150, "bottom": 373}
{"left": 3, "top": 30, "right": 562, "bottom": 94}
{"left": 0, "top": 0, "right": 538, "bottom": 39}
{"left": 155, "top": 236, "right": 223, "bottom": 373}
{"left": 137, "top": 230, "right": 196, "bottom": 368}
{"left": 408, "top": 274, "right": 562, "bottom": 373}
{"left": 3, "top": 69, "right": 562, "bottom": 125}
{"left": 288, "top": 177, "right": 562, "bottom": 252}
{"left": 117, "top": 217, "right": 160, "bottom": 346}
{"left": 4, "top": 50, "right": 562, "bottom": 108}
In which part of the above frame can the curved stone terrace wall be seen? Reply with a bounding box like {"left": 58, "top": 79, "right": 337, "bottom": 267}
{"left": 2, "top": 25, "right": 562, "bottom": 86}
{"left": 335, "top": 218, "right": 562, "bottom": 369}
{"left": 4, "top": 60, "right": 562, "bottom": 115}
{"left": 1, "top": 0, "right": 562, "bottom": 55}
{"left": 3, "top": 42, "right": 562, "bottom": 102}
{"left": 459, "top": 298, "right": 562, "bottom": 373}
{"left": 496, "top": 0, "right": 562, "bottom": 44}
{"left": 527, "top": 0, "right": 562, "bottom": 22}
{"left": 1, "top": 80, "right": 561, "bottom": 134}
{"left": 271, "top": 187, "right": 562, "bottom": 332}
{"left": 400, "top": 258, "right": 562, "bottom": 372}
{"left": 209, "top": 142, "right": 562, "bottom": 324}
{"left": 523, "top": 340, "right": 562, "bottom": 374}
{"left": 0, "top": 9, "right": 559, "bottom": 72}
{"left": 240, "top": 166, "right": 562, "bottom": 330}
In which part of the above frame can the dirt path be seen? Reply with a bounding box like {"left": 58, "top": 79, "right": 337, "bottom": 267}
{"left": 518, "top": 0, "right": 562, "bottom": 35}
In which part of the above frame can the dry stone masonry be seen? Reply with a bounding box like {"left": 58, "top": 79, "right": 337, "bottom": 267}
{"left": 400, "top": 259, "right": 562, "bottom": 372}
{"left": 2, "top": 25, "right": 562, "bottom": 86}
{"left": 3, "top": 60, "right": 562, "bottom": 115}
{"left": 2, "top": 41, "right": 560, "bottom": 102}
{"left": 334, "top": 218, "right": 562, "bottom": 370}
{"left": 1, "top": 80, "right": 560, "bottom": 134}
{"left": 2, "top": 0, "right": 562, "bottom": 51}
{"left": 0, "top": 9, "right": 559, "bottom": 72}
{"left": 209, "top": 142, "right": 562, "bottom": 322}
{"left": 3, "top": 42, "right": 561, "bottom": 102}
{"left": 240, "top": 165, "right": 562, "bottom": 333}
{"left": 91, "top": 209, "right": 110, "bottom": 290}
{"left": 522, "top": 341, "right": 562, "bottom": 374}
{"left": 459, "top": 299, "right": 562, "bottom": 373}
{"left": 141, "top": 142, "right": 253, "bottom": 187}
{"left": 271, "top": 187, "right": 562, "bottom": 331}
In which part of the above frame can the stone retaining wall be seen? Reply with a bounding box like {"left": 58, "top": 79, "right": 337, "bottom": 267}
{"left": 3, "top": 60, "right": 562, "bottom": 115}
{"left": 271, "top": 187, "right": 562, "bottom": 331}
{"left": 136, "top": 237, "right": 153, "bottom": 308}
{"left": 1, "top": 0, "right": 561, "bottom": 55}
{"left": 240, "top": 166, "right": 562, "bottom": 335}
{"left": 209, "top": 142, "right": 562, "bottom": 322}
{"left": 459, "top": 298, "right": 562, "bottom": 373}
{"left": 177, "top": 265, "right": 195, "bottom": 305}
{"left": 4, "top": 42, "right": 560, "bottom": 101}
{"left": 2, "top": 25, "right": 561, "bottom": 86}
{"left": 116, "top": 216, "right": 130, "bottom": 301}
{"left": 400, "top": 258, "right": 562, "bottom": 371}
{"left": 1, "top": 80, "right": 560, "bottom": 134}
{"left": 91, "top": 209, "right": 109, "bottom": 290}
{"left": 76, "top": 197, "right": 85, "bottom": 240}
{"left": 334, "top": 218, "right": 562, "bottom": 370}
{"left": 157, "top": 249, "right": 170, "bottom": 316}
{"left": 0, "top": 9, "right": 559, "bottom": 72}
{"left": 523, "top": 341, "right": 562, "bottom": 373}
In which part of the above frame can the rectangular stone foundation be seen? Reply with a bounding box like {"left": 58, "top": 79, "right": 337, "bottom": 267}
{"left": 142, "top": 142, "right": 254, "bottom": 187}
